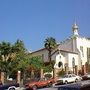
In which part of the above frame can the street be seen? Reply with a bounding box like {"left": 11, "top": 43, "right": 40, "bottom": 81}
{"left": 19, "top": 86, "right": 58, "bottom": 90}
{"left": 18, "top": 87, "right": 57, "bottom": 90}
{"left": 38, "top": 87, "right": 57, "bottom": 90}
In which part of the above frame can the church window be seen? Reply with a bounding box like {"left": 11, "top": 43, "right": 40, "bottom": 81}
{"left": 80, "top": 46, "right": 84, "bottom": 57}
{"left": 58, "top": 62, "right": 62, "bottom": 68}
{"left": 72, "top": 57, "right": 75, "bottom": 67}
{"left": 87, "top": 48, "right": 90, "bottom": 57}
{"left": 60, "top": 56, "right": 61, "bottom": 59}
{"left": 87, "top": 48, "right": 90, "bottom": 64}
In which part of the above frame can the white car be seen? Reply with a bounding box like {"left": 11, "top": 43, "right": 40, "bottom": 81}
{"left": 55, "top": 74, "right": 82, "bottom": 85}
{"left": 85, "top": 73, "right": 90, "bottom": 78}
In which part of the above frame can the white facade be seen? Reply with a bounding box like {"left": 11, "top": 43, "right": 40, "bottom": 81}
{"left": 76, "top": 37, "right": 90, "bottom": 65}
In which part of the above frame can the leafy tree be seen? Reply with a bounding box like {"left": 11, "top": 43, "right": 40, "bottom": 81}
{"left": 13, "top": 39, "right": 26, "bottom": 53}
{"left": 0, "top": 40, "right": 27, "bottom": 82}
{"left": 0, "top": 41, "right": 13, "bottom": 82}
{"left": 29, "top": 56, "right": 44, "bottom": 70}
{"left": 43, "top": 64, "right": 52, "bottom": 73}
{"left": 28, "top": 56, "right": 44, "bottom": 78}
{"left": 57, "top": 69, "right": 65, "bottom": 77}
{"left": 43, "top": 60, "right": 55, "bottom": 73}
{"left": 0, "top": 39, "right": 26, "bottom": 62}
{"left": 0, "top": 41, "right": 12, "bottom": 61}
{"left": 11, "top": 40, "right": 28, "bottom": 81}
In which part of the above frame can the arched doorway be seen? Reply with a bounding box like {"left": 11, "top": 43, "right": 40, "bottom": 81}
{"left": 58, "top": 61, "right": 63, "bottom": 68}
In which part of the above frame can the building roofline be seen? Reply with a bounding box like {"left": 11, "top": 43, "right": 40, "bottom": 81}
{"left": 29, "top": 48, "right": 46, "bottom": 54}
{"left": 29, "top": 47, "right": 78, "bottom": 55}
{"left": 60, "top": 50, "right": 78, "bottom": 54}
{"left": 29, "top": 44, "right": 60, "bottom": 54}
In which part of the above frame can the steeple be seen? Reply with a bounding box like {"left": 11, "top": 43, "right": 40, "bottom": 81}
{"left": 72, "top": 22, "right": 79, "bottom": 36}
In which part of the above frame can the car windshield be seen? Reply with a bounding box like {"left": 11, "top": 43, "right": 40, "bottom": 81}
{"left": 86, "top": 73, "right": 90, "bottom": 75}
{"left": 39, "top": 78, "right": 47, "bottom": 81}
{"left": 62, "top": 75, "right": 69, "bottom": 78}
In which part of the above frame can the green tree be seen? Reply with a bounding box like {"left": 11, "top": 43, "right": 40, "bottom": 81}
{"left": 28, "top": 56, "right": 44, "bottom": 78}
{"left": 0, "top": 40, "right": 27, "bottom": 83}
{"left": 29, "top": 56, "right": 44, "bottom": 69}
{"left": 11, "top": 39, "right": 28, "bottom": 81}
{"left": 44, "top": 37, "right": 57, "bottom": 78}
{"left": 0, "top": 41, "right": 14, "bottom": 83}
{"left": 15, "top": 53, "right": 30, "bottom": 82}
{"left": 0, "top": 41, "right": 12, "bottom": 61}
{"left": 13, "top": 39, "right": 26, "bottom": 53}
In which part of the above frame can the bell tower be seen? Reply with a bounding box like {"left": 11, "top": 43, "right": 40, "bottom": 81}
{"left": 72, "top": 22, "right": 79, "bottom": 36}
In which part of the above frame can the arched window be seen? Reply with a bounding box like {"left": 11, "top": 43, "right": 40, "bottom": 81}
{"left": 58, "top": 62, "right": 62, "bottom": 68}
{"left": 60, "top": 56, "right": 61, "bottom": 59}
{"left": 72, "top": 57, "right": 75, "bottom": 67}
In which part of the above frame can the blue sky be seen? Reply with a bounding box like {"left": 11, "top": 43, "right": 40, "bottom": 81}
{"left": 0, "top": 0, "right": 90, "bottom": 51}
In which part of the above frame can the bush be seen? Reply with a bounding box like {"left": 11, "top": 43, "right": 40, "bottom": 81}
{"left": 57, "top": 70, "right": 65, "bottom": 77}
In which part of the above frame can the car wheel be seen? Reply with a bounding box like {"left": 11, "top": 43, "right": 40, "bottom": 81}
{"left": 48, "top": 82, "right": 52, "bottom": 87}
{"left": 8, "top": 88, "right": 15, "bottom": 90}
{"left": 32, "top": 85, "right": 37, "bottom": 90}
{"left": 75, "top": 79, "right": 78, "bottom": 82}
{"left": 65, "top": 81, "right": 68, "bottom": 84}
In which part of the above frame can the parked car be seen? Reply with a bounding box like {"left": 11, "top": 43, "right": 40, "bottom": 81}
{"left": 82, "top": 73, "right": 90, "bottom": 80}
{"left": 25, "top": 78, "right": 55, "bottom": 90}
{"left": 54, "top": 74, "right": 82, "bottom": 85}
{"left": 58, "top": 80, "right": 90, "bottom": 90}
{"left": 0, "top": 81, "right": 19, "bottom": 90}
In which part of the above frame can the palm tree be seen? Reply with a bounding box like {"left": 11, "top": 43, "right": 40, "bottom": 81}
{"left": 44, "top": 37, "right": 57, "bottom": 63}
{"left": 44, "top": 37, "right": 57, "bottom": 78}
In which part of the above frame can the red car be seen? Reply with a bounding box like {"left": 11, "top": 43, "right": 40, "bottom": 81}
{"left": 25, "top": 78, "right": 55, "bottom": 90}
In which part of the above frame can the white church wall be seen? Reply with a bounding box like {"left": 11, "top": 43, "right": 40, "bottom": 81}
{"left": 54, "top": 53, "right": 65, "bottom": 69}
{"left": 68, "top": 53, "right": 78, "bottom": 68}
{"left": 76, "top": 37, "right": 90, "bottom": 65}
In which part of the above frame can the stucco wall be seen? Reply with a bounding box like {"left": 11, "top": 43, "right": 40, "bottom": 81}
{"left": 54, "top": 51, "right": 78, "bottom": 71}
{"left": 76, "top": 37, "right": 90, "bottom": 65}
{"left": 54, "top": 53, "right": 65, "bottom": 69}
{"left": 30, "top": 49, "right": 49, "bottom": 62}
{"left": 68, "top": 53, "right": 78, "bottom": 71}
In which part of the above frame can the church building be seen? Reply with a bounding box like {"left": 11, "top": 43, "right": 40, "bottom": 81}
{"left": 30, "top": 23, "right": 90, "bottom": 77}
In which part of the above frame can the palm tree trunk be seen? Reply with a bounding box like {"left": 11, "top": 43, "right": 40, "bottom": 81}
{"left": 48, "top": 50, "right": 51, "bottom": 63}
{"left": 52, "top": 64, "right": 55, "bottom": 79}
{"left": 48, "top": 51, "right": 55, "bottom": 78}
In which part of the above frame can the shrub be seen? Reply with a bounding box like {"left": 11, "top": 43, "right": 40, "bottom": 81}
{"left": 57, "top": 70, "right": 65, "bottom": 77}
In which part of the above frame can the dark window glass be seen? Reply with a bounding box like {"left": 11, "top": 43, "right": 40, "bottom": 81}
{"left": 58, "top": 62, "right": 62, "bottom": 67}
